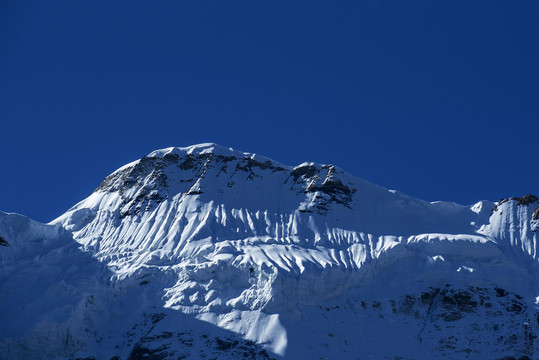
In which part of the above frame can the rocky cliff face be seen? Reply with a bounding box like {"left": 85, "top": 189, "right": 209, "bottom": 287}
{"left": 1, "top": 144, "right": 538, "bottom": 359}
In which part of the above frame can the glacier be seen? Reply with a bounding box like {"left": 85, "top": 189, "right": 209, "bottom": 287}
{"left": 1, "top": 143, "right": 539, "bottom": 359}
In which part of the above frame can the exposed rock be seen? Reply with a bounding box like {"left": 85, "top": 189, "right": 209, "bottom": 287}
{"left": 533, "top": 204, "right": 539, "bottom": 221}
{"left": 497, "top": 194, "right": 538, "bottom": 207}
{"left": 493, "top": 194, "right": 538, "bottom": 214}
{"left": 290, "top": 165, "right": 317, "bottom": 180}
{"left": 516, "top": 194, "right": 539, "bottom": 206}
{"left": 126, "top": 331, "right": 275, "bottom": 360}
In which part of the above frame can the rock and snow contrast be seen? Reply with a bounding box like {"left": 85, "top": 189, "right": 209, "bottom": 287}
{"left": 1, "top": 143, "right": 539, "bottom": 359}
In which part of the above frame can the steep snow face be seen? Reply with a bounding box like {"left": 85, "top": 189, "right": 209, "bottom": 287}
{"left": 0, "top": 212, "right": 112, "bottom": 359}
{"left": 0, "top": 211, "right": 275, "bottom": 360}
{"left": 3, "top": 144, "right": 539, "bottom": 359}
{"left": 55, "top": 143, "right": 490, "bottom": 265}
{"left": 480, "top": 195, "right": 539, "bottom": 259}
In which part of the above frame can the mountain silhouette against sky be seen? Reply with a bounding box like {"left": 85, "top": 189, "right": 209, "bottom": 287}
{"left": 1, "top": 144, "right": 538, "bottom": 359}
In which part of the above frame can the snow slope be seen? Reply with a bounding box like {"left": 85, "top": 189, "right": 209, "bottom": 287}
{"left": 2, "top": 143, "right": 539, "bottom": 359}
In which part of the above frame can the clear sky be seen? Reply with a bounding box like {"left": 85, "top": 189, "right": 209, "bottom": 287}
{"left": 1, "top": 1, "right": 538, "bottom": 222}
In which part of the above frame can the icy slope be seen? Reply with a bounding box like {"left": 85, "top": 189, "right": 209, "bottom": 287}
{"left": 0, "top": 211, "right": 275, "bottom": 360}
{"left": 0, "top": 212, "right": 113, "bottom": 358}
{"left": 2, "top": 143, "right": 539, "bottom": 359}
{"left": 53, "top": 144, "right": 493, "bottom": 271}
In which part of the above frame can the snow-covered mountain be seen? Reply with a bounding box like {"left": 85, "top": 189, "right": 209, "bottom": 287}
{"left": 1, "top": 143, "right": 539, "bottom": 359}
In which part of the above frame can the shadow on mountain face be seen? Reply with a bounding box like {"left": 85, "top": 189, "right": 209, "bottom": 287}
{"left": 114, "top": 309, "right": 278, "bottom": 360}
{"left": 277, "top": 249, "right": 538, "bottom": 360}
{"left": 0, "top": 212, "right": 278, "bottom": 360}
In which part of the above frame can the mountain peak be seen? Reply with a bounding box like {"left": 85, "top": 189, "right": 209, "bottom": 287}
{"left": 148, "top": 143, "right": 239, "bottom": 158}
{"left": 61, "top": 144, "right": 493, "bottom": 245}
{"left": 145, "top": 143, "right": 282, "bottom": 167}
{"left": 3, "top": 145, "right": 539, "bottom": 359}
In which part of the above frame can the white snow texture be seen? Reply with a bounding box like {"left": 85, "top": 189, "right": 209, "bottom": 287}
{"left": 1, "top": 143, "right": 539, "bottom": 360}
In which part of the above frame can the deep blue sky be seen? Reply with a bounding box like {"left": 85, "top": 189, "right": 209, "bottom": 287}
{"left": 1, "top": 1, "right": 538, "bottom": 222}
